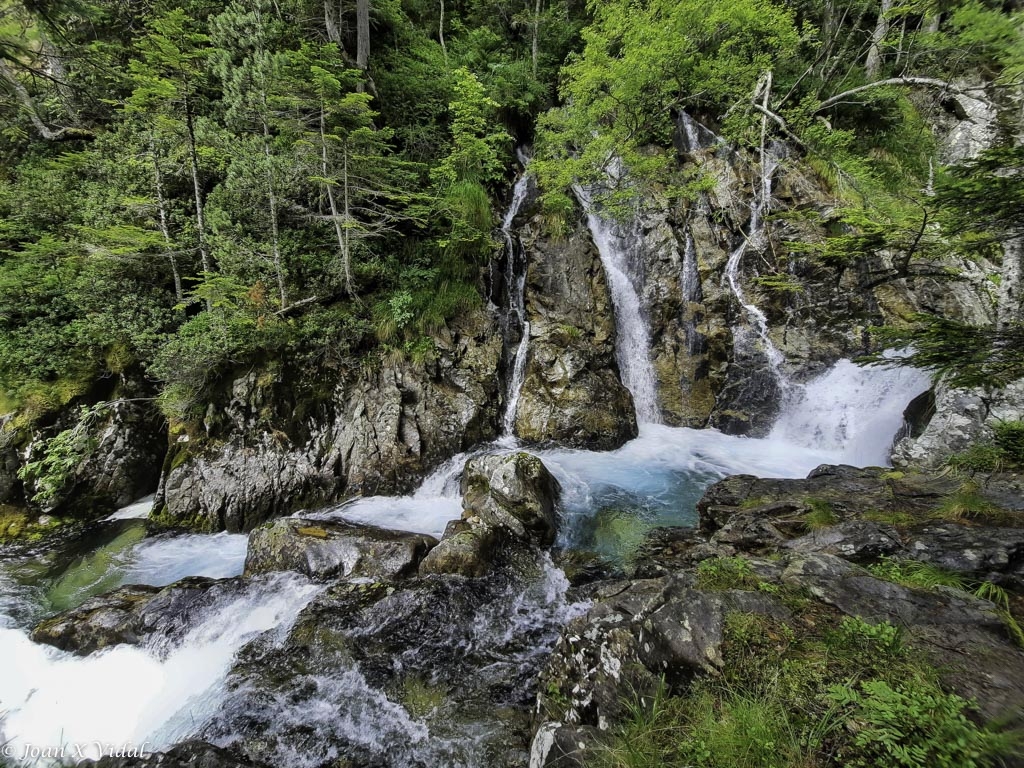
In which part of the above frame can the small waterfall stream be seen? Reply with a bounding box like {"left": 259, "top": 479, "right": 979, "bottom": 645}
{"left": 681, "top": 229, "right": 703, "bottom": 355}
{"left": 501, "top": 170, "right": 532, "bottom": 436}
{"left": 724, "top": 146, "right": 788, "bottom": 387}
{"left": 574, "top": 183, "right": 662, "bottom": 424}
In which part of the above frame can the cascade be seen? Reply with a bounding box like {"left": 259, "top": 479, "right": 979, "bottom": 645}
{"left": 0, "top": 571, "right": 320, "bottom": 761}
{"left": 500, "top": 167, "right": 532, "bottom": 436}
{"left": 677, "top": 110, "right": 722, "bottom": 152}
{"left": 724, "top": 145, "right": 788, "bottom": 387}
{"left": 769, "top": 355, "right": 931, "bottom": 467}
{"left": 681, "top": 229, "right": 703, "bottom": 355}
{"left": 573, "top": 182, "right": 662, "bottom": 424}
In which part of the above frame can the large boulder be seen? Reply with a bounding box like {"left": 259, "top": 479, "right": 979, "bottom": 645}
{"left": 30, "top": 577, "right": 245, "bottom": 654}
{"left": 420, "top": 452, "right": 561, "bottom": 577}
{"left": 462, "top": 452, "right": 560, "bottom": 545}
{"left": 243, "top": 518, "right": 436, "bottom": 581}
{"left": 30, "top": 583, "right": 161, "bottom": 654}
{"left": 893, "top": 378, "right": 1024, "bottom": 469}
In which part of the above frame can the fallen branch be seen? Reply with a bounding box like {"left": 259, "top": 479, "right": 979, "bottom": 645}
{"left": 815, "top": 77, "right": 987, "bottom": 113}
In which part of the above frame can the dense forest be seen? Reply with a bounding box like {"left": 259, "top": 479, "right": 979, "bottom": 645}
{"left": 0, "top": 0, "right": 1021, "bottom": 476}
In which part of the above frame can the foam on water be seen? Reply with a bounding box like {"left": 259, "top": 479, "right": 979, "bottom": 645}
{"left": 538, "top": 423, "right": 843, "bottom": 551}
{"left": 124, "top": 532, "right": 249, "bottom": 586}
{"left": 0, "top": 573, "right": 321, "bottom": 763}
{"left": 769, "top": 357, "right": 931, "bottom": 466}
{"left": 313, "top": 437, "right": 521, "bottom": 537}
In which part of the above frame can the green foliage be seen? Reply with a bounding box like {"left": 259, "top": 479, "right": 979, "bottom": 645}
{"left": 535, "top": 0, "right": 801, "bottom": 207}
{"left": 833, "top": 616, "right": 905, "bottom": 657}
{"left": 695, "top": 556, "right": 758, "bottom": 591}
{"left": 868, "top": 556, "right": 966, "bottom": 590}
{"left": 992, "top": 421, "right": 1024, "bottom": 465}
{"left": 866, "top": 316, "right": 1024, "bottom": 391}
{"left": 804, "top": 498, "right": 839, "bottom": 530}
{"left": 17, "top": 403, "right": 108, "bottom": 506}
{"left": 938, "top": 481, "right": 998, "bottom": 520}
{"left": 827, "top": 680, "right": 1018, "bottom": 768}
{"left": 947, "top": 444, "right": 1006, "bottom": 474}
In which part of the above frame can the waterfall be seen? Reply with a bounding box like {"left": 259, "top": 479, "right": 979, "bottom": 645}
{"left": 724, "top": 145, "right": 787, "bottom": 386}
{"left": 681, "top": 230, "right": 702, "bottom": 355}
{"left": 574, "top": 183, "right": 662, "bottom": 424}
{"left": 769, "top": 355, "right": 931, "bottom": 466}
{"left": 677, "top": 110, "right": 721, "bottom": 152}
{"left": 501, "top": 169, "right": 532, "bottom": 436}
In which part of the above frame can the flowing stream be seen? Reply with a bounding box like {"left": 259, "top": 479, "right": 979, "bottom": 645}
{"left": 0, "top": 149, "right": 931, "bottom": 765}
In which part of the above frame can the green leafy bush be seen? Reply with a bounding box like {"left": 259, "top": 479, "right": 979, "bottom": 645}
{"left": 828, "top": 680, "right": 1018, "bottom": 768}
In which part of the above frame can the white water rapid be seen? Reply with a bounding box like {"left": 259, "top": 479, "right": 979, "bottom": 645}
{"left": 0, "top": 570, "right": 319, "bottom": 762}
{"left": 501, "top": 168, "right": 533, "bottom": 435}
{"left": 769, "top": 357, "right": 931, "bottom": 466}
{"left": 574, "top": 183, "right": 661, "bottom": 424}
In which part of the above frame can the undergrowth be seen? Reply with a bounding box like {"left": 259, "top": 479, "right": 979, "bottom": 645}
{"left": 594, "top": 607, "right": 1020, "bottom": 768}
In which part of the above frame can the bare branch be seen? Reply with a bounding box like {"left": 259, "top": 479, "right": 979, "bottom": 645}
{"left": 815, "top": 77, "right": 987, "bottom": 113}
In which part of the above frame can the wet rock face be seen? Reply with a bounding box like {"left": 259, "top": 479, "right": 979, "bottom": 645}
{"left": 155, "top": 310, "right": 503, "bottom": 532}
{"left": 30, "top": 583, "right": 160, "bottom": 654}
{"left": 10, "top": 384, "right": 165, "bottom": 518}
{"left": 244, "top": 518, "right": 436, "bottom": 581}
{"left": 513, "top": 218, "right": 638, "bottom": 449}
{"left": 461, "top": 453, "right": 560, "bottom": 545}
{"left": 30, "top": 577, "right": 245, "bottom": 654}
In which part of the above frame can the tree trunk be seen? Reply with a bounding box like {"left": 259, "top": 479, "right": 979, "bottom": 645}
{"left": 183, "top": 97, "right": 212, "bottom": 311}
{"left": 532, "top": 0, "right": 541, "bottom": 76}
{"left": 262, "top": 120, "right": 287, "bottom": 310}
{"left": 439, "top": 0, "right": 447, "bottom": 64}
{"left": 324, "top": 0, "right": 341, "bottom": 43}
{"left": 341, "top": 144, "right": 355, "bottom": 295}
{"left": 0, "top": 58, "right": 76, "bottom": 141}
{"left": 865, "top": 0, "right": 894, "bottom": 79}
{"left": 151, "top": 140, "right": 184, "bottom": 304}
{"left": 321, "top": 107, "right": 354, "bottom": 296}
{"left": 356, "top": 0, "right": 370, "bottom": 71}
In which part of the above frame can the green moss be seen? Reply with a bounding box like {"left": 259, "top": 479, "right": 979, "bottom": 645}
{"left": 401, "top": 676, "right": 447, "bottom": 719}
{"left": 0, "top": 504, "right": 69, "bottom": 543}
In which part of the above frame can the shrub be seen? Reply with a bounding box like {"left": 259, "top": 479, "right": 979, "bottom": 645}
{"left": 828, "top": 680, "right": 1019, "bottom": 768}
